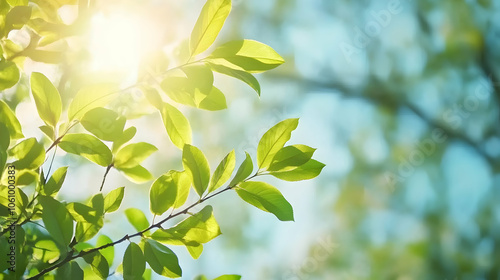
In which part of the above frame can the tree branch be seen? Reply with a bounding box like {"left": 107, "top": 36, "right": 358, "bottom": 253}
{"left": 27, "top": 183, "right": 238, "bottom": 279}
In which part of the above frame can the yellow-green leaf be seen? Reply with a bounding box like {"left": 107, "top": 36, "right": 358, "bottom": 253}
{"left": 125, "top": 208, "right": 149, "bottom": 232}
{"left": 0, "top": 100, "right": 23, "bottom": 139}
{"left": 182, "top": 144, "right": 210, "bottom": 197}
{"left": 59, "top": 133, "right": 113, "bottom": 166}
{"left": 38, "top": 196, "right": 74, "bottom": 248}
{"left": 9, "top": 137, "right": 45, "bottom": 170}
{"left": 160, "top": 103, "right": 192, "bottom": 149}
{"left": 68, "top": 84, "right": 117, "bottom": 121}
{"left": 30, "top": 72, "right": 62, "bottom": 127}
{"left": 257, "top": 118, "right": 299, "bottom": 170}
{"left": 190, "top": 0, "right": 232, "bottom": 56}
{"left": 209, "top": 40, "right": 285, "bottom": 73}
{"left": 236, "top": 181, "right": 294, "bottom": 221}
{"left": 208, "top": 150, "right": 235, "bottom": 193}
{"left": 114, "top": 142, "right": 158, "bottom": 169}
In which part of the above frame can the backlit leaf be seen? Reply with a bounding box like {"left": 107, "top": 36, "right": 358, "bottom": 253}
{"left": 149, "top": 172, "right": 178, "bottom": 216}
{"left": 151, "top": 205, "right": 221, "bottom": 245}
{"left": 236, "top": 181, "right": 294, "bottom": 221}
{"left": 117, "top": 165, "right": 153, "bottom": 183}
{"left": 123, "top": 242, "right": 145, "bottom": 280}
{"left": 160, "top": 103, "right": 192, "bottom": 149}
{"left": 270, "top": 159, "right": 325, "bottom": 181}
{"left": 59, "top": 133, "right": 113, "bottom": 166}
{"left": 190, "top": 0, "right": 232, "bottom": 56}
{"left": 257, "top": 118, "right": 299, "bottom": 170}
{"left": 81, "top": 107, "right": 126, "bottom": 142}
{"left": 41, "top": 166, "right": 68, "bottom": 196}
{"left": 143, "top": 239, "right": 182, "bottom": 278}
{"left": 0, "top": 100, "right": 23, "bottom": 139}
{"left": 182, "top": 144, "right": 210, "bottom": 197}
{"left": 125, "top": 208, "right": 149, "bottom": 232}
{"left": 83, "top": 251, "right": 109, "bottom": 279}
{"left": 208, "top": 150, "right": 235, "bottom": 193}
{"left": 104, "top": 187, "right": 125, "bottom": 213}
{"left": 68, "top": 84, "right": 117, "bottom": 121}
{"left": 30, "top": 72, "right": 62, "bottom": 127}
{"left": 209, "top": 63, "right": 261, "bottom": 95}
{"left": 267, "top": 144, "right": 316, "bottom": 171}
{"left": 114, "top": 142, "right": 158, "bottom": 169}
{"left": 229, "top": 152, "right": 253, "bottom": 186}
{"left": 9, "top": 137, "right": 45, "bottom": 170}
{"left": 209, "top": 40, "right": 284, "bottom": 73}
{"left": 38, "top": 196, "right": 74, "bottom": 248}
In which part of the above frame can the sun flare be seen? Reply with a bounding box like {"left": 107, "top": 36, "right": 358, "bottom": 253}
{"left": 88, "top": 11, "right": 156, "bottom": 81}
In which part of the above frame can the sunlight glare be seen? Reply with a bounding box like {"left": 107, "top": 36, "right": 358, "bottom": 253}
{"left": 88, "top": 12, "right": 156, "bottom": 81}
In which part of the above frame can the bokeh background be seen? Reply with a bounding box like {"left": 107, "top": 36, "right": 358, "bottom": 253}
{"left": 4, "top": 0, "right": 500, "bottom": 279}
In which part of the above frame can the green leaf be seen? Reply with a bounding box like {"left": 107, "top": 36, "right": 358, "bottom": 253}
{"left": 149, "top": 172, "right": 178, "bottom": 216}
{"left": 96, "top": 235, "right": 114, "bottom": 267}
{"left": 75, "top": 218, "right": 103, "bottom": 242}
{"left": 9, "top": 137, "right": 45, "bottom": 170}
{"left": 209, "top": 63, "right": 261, "bottom": 95}
{"left": 198, "top": 86, "right": 227, "bottom": 111}
{"left": 209, "top": 39, "right": 285, "bottom": 73}
{"left": 39, "top": 125, "right": 55, "bottom": 140}
{"left": 208, "top": 150, "right": 235, "bottom": 193}
{"left": 0, "top": 100, "right": 23, "bottom": 139}
{"left": 89, "top": 193, "right": 105, "bottom": 217}
{"left": 172, "top": 171, "right": 191, "bottom": 209}
{"left": 42, "top": 166, "right": 68, "bottom": 196}
{"left": 104, "top": 186, "right": 125, "bottom": 213}
{"left": 235, "top": 181, "right": 294, "bottom": 221}
{"left": 66, "top": 202, "right": 99, "bottom": 223}
{"left": 194, "top": 276, "right": 208, "bottom": 280}
{"left": 270, "top": 159, "right": 325, "bottom": 181}
{"left": 186, "top": 243, "right": 203, "bottom": 259}
{"left": 160, "top": 76, "right": 197, "bottom": 107}
{"left": 55, "top": 262, "right": 84, "bottom": 280}
{"left": 117, "top": 165, "right": 153, "bottom": 183}
{"left": 30, "top": 72, "right": 62, "bottom": 127}
{"left": 190, "top": 0, "right": 232, "bottom": 56}
{"left": 0, "top": 149, "right": 6, "bottom": 175}
{"left": 143, "top": 239, "right": 182, "bottom": 278}
{"left": 182, "top": 64, "right": 214, "bottom": 94}
{"left": 112, "top": 126, "right": 137, "bottom": 153}
{"left": 33, "top": 239, "right": 60, "bottom": 262}
{"left": 151, "top": 205, "right": 221, "bottom": 245}
{"left": 59, "top": 133, "right": 113, "bottom": 166}
{"left": 257, "top": 118, "right": 299, "bottom": 170}
{"left": 7, "top": 0, "right": 29, "bottom": 6}
{"left": 5, "top": 5, "right": 31, "bottom": 32}
{"left": 182, "top": 144, "right": 210, "bottom": 197}
{"left": 125, "top": 208, "right": 149, "bottom": 232}
{"left": 123, "top": 242, "right": 145, "bottom": 280}
{"left": 114, "top": 142, "right": 158, "bottom": 169}
{"left": 160, "top": 102, "right": 192, "bottom": 150}
{"left": 142, "top": 86, "right": 163, "bottom": 109}
{"left": 14, "top": 169, "right": 38, "bottom": 186}
{"left": 81, "top": 107, "right": 126, "bottom": 142}
{"left": 68, "top": 84, "right": 117, "bottom": 121}
{"left": 0, "top": 60, "right": 20, "bottom": 91}
{"left": 214, "top": 275, "right": 242, "bottom": 280}
{"left": 0, "top": 122, "right": 10, "bottom": 151}
{"left": 38, "top": 196, "right": 74, "bottom": 248}
{"left": 229, "top": 152, "right": 253, "bottom": 186}
{"left": 267, "top": 144, "right": 316, "bottom": 171}
{"left": 83, "top": 251, "right": 109, "bottom": 279}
